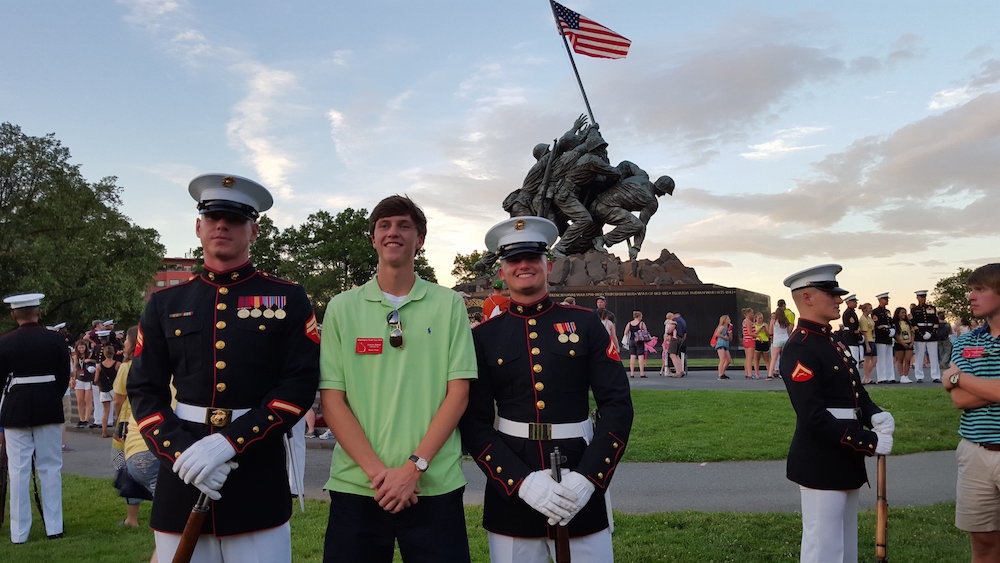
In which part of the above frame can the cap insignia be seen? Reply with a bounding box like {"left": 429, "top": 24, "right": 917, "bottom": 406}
{"left": 222, "top": 176, "right": 236, "bottom": 188}
{"left": 515, "top": 219, "right": 526, "bottom": 230}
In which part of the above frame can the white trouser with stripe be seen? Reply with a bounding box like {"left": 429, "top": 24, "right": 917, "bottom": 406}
{"left": 5, "top": 424, "right": 64, "bottom": 543}
{"left": 155, "top": 522, "right": 291, "bottom": 563}
{"left": 487, "top": 529, "right": 613, "bottom": 563}
{"left": 874, "top": 343, "right": 894, "bottom": 382}
{"left": 912, "top": 341, "right": 940, "bottom": 381}
{"left": 799, "top": 486, "right": 859, "bottom": 563}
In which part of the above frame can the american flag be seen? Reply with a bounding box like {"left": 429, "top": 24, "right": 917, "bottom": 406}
{"left": 552, "top": 1, "right": 630, "bottom": 59}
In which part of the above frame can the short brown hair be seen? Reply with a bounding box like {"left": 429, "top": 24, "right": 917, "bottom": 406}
{"left": 968, "top": 263, "right": 1000, "bottom": 295}
{"left": 368, "top": 195, "right": 428, "bottom": 240}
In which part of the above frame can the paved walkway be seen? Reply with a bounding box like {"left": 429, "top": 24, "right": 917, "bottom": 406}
{"left": 61, "top": 428, "right": 956, "bottom": 514}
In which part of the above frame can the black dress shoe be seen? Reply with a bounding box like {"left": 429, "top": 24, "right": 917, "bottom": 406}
{"left": 47, "top": 533, "right": 64, "bottom": 540}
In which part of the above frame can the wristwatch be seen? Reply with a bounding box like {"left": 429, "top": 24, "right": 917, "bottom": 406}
{"left": 409, "top": 455, "right": 428, "bottom": 472}
{"left": 950, "top": 372, "right": 961, "bottom": 387}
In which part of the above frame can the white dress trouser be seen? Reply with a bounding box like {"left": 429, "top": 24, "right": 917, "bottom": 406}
{"left": 847, "top": 346, "right": 862, "bottom": 368}
{"left": 487, "top": 529, "right": 613, "bottom": 563}
{"left": 912, "top": 341, "right": 940, "bottom": 381}
{"left": 286, "top": 417, "right": 306, "bottom": 495}
{"left": 874, "top": 344, "right": 894, "bottom": 382}
{"left": 799, "top": 486, "right": 859, "bottom": 563}
{"left": 155, "top": 521, "right": 291, "bottom": 563}
{"left": 6, "top": 424, "right": 64, "bottom": 543}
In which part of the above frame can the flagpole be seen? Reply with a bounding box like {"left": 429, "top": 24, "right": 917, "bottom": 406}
{"left": 549, "top": 0, "right": 596, "bottom": 125}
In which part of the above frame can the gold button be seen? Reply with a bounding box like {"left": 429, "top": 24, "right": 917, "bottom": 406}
{"left": 605, "top": 457, "right": 611, "bottom": 464}
{"left": 216, "top": 383, "right": 226, "bottom": 392}
{"left": 497, "top": 358, "right": 504, "bottom": 366}
{"left": 216, "top": 321, "right": 226, "bottom": 329}
{"left": 536, "top": 400, "right": 545, "bottom": 409}
{"left": 528, "top": 319, "right": 537, "bottom": 326}
{"left": 219, "top": 287, "right": 229, "bottom": 295}
{"left": 868, "top": 443, "right": 873, "bottom": 448}
{"left": 529, "top": 332, "right": 538, "bottom": 339}
{"left": 259, "top": 325, "right": 266, "bottom": 331}
{"left": 850, "top": 369, "right": 855, "bottom": 374}
{"left": 613, "top": 442, "right": 619, "bottom": 448}
{"left": 174, "top": 329, "right": 182, "bottom": 336}
{"left": 237, "top": 437, "right": 245, "bottom": 445}
{"left": 532, "top": 347, "right": 540, "bottom": 355}
{"left": 533, "top": 364, "right": 542, "bottom": 373}
{"left": 855, "top": 393, "right": 859, "bottom": 398}
{"left": 253, "top": 426, "right": 260, "bottom": 433}
{"left": 852, "top": 381, "right": 856, "bottom": 387}
{"left": 569, "top": 350, "right": 576, "bottom": 356}
{"left": 800, "top": 330, "right": 806, "bottom": 334}
{"left": 508, "top": 479, "right": 514, "bottom": 486}
{"left": 216, "top": 340, "right": 226, "bottom": 350}
{"left": 847, "top": 436, "right": 852, "bottom": 441}
{"left": 216, "top": 361, "right": 226, "bottom": 370}
{"left": 268, "top": 415, "right": 274, "bottom": 421}
{"left": 485, "top": 455, "right": 491, "bottom": 462}
{"left": 174, "top": 451, "right": 181, "bottom": 458}
{"left": 834, "top": 366, "right": 839, "bottom": 371}
{"left": 496, "top": 466, "right": 502, "bottom": 474}
{"left": 217, "top": 303, "right": 227, "bottom": 311}
{"left": 598, "top": 472, "right": 604, "bottom": 479}
{"left": 153, "top": 429, "right": 160, "bottom": 436}
{"left": 535, "top": 382, "right": 544, "bottom": 391}
{"left": 163, "top": 440, "right": 171, "bottom": 447}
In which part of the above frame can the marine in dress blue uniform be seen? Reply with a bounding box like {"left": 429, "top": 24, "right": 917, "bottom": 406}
{"left": 910, "top": 290, "right": 941, "bottom": 382}
{"left": 127, "top": 174, "right": 320, "bottom": 563}
{"left": 779, "top": 265, "right": 895, "bottom": 563}
{"left": 871, "top": 292, "right": 895, "bottom": 384}
{"left": 460, "top": 217, "right": 633, "bottom": 563}
{"left": 841, "top": 294, "right": 862, "bottom": 364}
{"left": 0, "top": 293, "right": 70, "bottom": 543}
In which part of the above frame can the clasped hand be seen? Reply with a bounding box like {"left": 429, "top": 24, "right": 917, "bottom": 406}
{"left": 371, "top": 465, "right": 421, "bottom": 514}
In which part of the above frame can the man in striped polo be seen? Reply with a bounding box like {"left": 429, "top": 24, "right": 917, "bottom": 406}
{"left": 942, "top": 263, "right": 1000, "bottom": 561}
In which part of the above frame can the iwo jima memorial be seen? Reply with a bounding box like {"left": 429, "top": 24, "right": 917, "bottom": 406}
{"left": 455, "top": 114, "right": 769, "bottom": 358}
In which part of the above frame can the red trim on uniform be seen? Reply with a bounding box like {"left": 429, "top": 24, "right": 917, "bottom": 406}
{"left": 606, "top": 333, "right": 620, "bottom": 361}
{"left": 305, "top": 313, "right": 320, "bottom": 344}
{"left": 137, "top": 412, "right": 163, "bottom": 431}
{"left": 839, "top": 428, "right": 874, "bottom": 454}
{"left": 477, "top": 444, "right": 521, "bottom": 496}
{"left": 134, "top": 326, "right": 144, "bottom": 357}
{"left": 269, "top": 399, "right": 303, "bottom": 416}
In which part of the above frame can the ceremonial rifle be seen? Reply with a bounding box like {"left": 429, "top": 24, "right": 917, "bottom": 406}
{"left": 875, "top": 455, "right": 888, "bottom": 563}
{"left": 172, "top": 493, "right": 210, "bottom": 563}
{"left": 550, "top": 447, "right": 571, "bottom": 563}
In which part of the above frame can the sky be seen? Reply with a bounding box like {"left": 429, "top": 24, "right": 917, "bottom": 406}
{"left": 4, "top": 0, "right": 1000, "bottom": 314}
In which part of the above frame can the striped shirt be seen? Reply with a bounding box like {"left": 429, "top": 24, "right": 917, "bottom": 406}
{"left": 954, "top": 322, "right": 1000, "bottom": 444}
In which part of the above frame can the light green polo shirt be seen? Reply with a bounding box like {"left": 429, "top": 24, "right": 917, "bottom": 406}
{"left": 319, "top": 276, "right": 477, "bottom": 496}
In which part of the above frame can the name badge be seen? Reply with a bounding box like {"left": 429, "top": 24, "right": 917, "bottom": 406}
{"left": 356, "top": 338, "right": 383, "bottom": 354}
{"left": 963, "top": 347, "right": 986, "bottom": 359}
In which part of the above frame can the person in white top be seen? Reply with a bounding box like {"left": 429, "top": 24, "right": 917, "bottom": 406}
{"left": 769, "top": 308, "right": 793, "bottom": 380}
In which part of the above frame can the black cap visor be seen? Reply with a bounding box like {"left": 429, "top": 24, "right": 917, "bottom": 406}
{"left": 498, "top": 241, "right": 548, "bottom": 260}
{"left": 197, "top": 200, "right": 259, "bottom": 221}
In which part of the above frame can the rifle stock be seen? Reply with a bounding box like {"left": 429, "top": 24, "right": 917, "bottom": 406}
{"left": 550, "top": 447, "right": 571, "bottom": 563}
{"left": 172, "top": 493, "right": 210, "bottom": 563}
{"left": 875, "top": 455, "right": 888, "bottom": 563}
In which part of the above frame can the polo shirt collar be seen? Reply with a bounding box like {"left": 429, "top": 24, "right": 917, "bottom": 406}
{"left": 507, "top": 295, "right": 554, "bottom": 318}
{"left": 201, "top": 261, "right": 256, "bottom": 285}
{"left": 362, "top": 275, "right": 428, "bottom": 306}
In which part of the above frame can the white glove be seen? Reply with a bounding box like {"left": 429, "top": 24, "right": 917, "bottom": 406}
{"left": 174, "top": 433, "right": 237, "bottom": 486}
{"left": 192, "top": 461, "right": 239, "bottom": 500}
{"left": 923, "top": 332, "right": 932, "bottom": 340}
{"left": 889, "top": 328, "right": 896, "bottom": 338}
{"left": 875, "top": 432, "right": 893, "bottom": 455}
{"left": 557, "top": 470, "right": 596, "bottom": 525}
{"left": 871, "top": 412, "right": 895, "bottom": 435}
{"left": 518, "top": 470, "right": 577, "bottom": 523}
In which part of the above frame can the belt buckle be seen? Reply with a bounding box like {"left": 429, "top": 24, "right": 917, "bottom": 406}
{"left": 527, "top": 422, "right": 552, "bottom": 441}
{"left": 206, "top": 408, "right": 233, "bottom": 428}
{"left": 854, "top": 408, "right": 861, "bottom": 420}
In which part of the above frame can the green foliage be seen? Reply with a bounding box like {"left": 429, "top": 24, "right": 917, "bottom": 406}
{"left": 452, "top": 249, "right": 486, "bottom": 283}
{"left": 0, "top": 123, "right": 165, "bottom": 336}
{"left": 250, "top": 214, "right": 282, "bottom": 275}
{"left": 415, "top": 248, "right": 438, "bottom": 284}
{"left": 0, "top": 475, "right": 970, "bottom": 562}
{"left": 933, "top": 267, "right": 974, "bottom": 321}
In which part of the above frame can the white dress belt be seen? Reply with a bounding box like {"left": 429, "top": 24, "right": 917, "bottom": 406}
{"left": 175, "top": 402, "right": 251, "bottom": 427}
{"left": 497, "top": 417, "right": 594, "bottom": 445}
{"left": 827, "top": 407, "right": 859, "bottom": 420}
{"left": 10, "top": 375, "right": 57, "bottom": 386}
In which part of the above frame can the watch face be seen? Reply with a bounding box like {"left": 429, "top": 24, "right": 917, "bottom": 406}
{"left": 951, "top": 373, "right": 960, "bottom": 385}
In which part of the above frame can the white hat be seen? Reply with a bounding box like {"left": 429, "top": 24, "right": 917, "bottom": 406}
{"left": 845, "top": 294, "right": 857, "bottom": 302}
{"left": 96, "top": 330, "right": 111, "bottom": 338}
{"left": 876, "top": 292, "right": 890, "bottom": 300}
{"left": 782, "top": 264, "right": 848, "bottom": 295}
{"left": 189, "top": 173, "right": 273, "bottom": 221}
{"left": 485, "top": 216, "right": 559, "bottom": 259}
{"left": 3, "top": 293, "right": 44, "bottom": 309}
{"left": 47, "top": 322, "right": 66, "bottom": 331}
{"left": 915, "top": 289, "right": 929, "bottom": 297}
{"left": 103, "top": 320, "right": 115, "bottom": 327}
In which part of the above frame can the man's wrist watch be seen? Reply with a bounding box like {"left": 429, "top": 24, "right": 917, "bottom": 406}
{"left": 409, "top": 455, "right": 428, "bottom": 472}
{"left": 950, "top": 372, "right": 961, "bottom": 387}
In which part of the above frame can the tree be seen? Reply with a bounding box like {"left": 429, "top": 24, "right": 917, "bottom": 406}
{"left": 250, "top": 214, "right": 282, "bottom": 274}
{"left": 932, "top": 267, "right": 974, "bottom": 321}
{"left": 0, "top": 122, "right": 165, "bottom": 335}
{"left": 415, "top": 249, "right": 438, "bottom": 284}
{"left": 452, "top": 250, "right": 487, "bottom": 283}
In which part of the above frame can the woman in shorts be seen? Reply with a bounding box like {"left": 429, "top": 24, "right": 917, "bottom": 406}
{"left": 625, "top": 311, "right": 648, "bottom": 378}
{"left": 741, "top": 308, "right": 755, "bottom": 379}
{"left": 713, "top": 315, "right": 733, "bottom": 379}
{"left": 768, "top": 309, "right": 793, "bottom": 380}
{"left": 72, "top": 339, "right": 95, "bottom": 427}
{"left": 95, "top": 345, "right": 120, "bottom": 437}
{"left": 752, "top": 312, "right": 770, "bottom": 380}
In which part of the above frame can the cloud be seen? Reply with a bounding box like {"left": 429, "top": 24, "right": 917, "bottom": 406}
{"left": 929, "top": 58, "right": 1000, "bottom": 110}
{"left": 741, "top": 126, "right": 826, "bottom": 159}
{"left": 683, "top": 258, "right": 733, "bottom": 268}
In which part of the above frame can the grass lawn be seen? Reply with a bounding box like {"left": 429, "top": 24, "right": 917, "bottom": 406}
{"left": 621, "top": 387, "right": 961, "bottom": 462}
{"left": 0, "top": 475, "right": 970, "bottom": 562}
